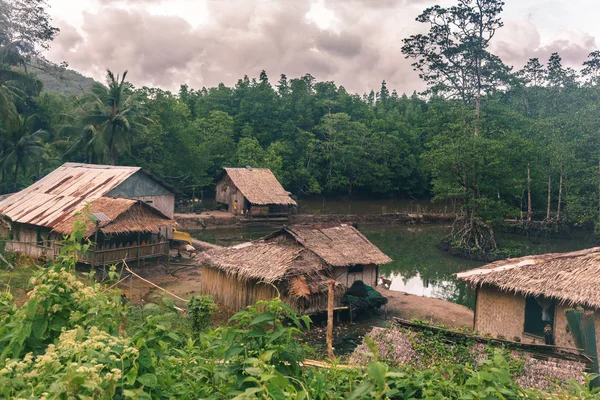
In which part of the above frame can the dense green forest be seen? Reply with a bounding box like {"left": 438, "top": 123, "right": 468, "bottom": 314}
{"left": 3, "top": 0, "right": 600, "bottom": 240}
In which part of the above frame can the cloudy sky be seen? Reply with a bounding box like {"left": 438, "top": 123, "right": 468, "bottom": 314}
{"left": 45, "top": 0, "right": 600, "bottom": 94}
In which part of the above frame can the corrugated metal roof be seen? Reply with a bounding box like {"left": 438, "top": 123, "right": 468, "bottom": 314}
{"left": 0, "top": 163, "right": 141, "bottom": 228}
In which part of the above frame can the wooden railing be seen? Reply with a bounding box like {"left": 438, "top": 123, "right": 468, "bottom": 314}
{"left": 54, "top": 241, "right": 170, "bottom": 266}
{"left": 4, "top": 240, "right": 170, "bottom": 267}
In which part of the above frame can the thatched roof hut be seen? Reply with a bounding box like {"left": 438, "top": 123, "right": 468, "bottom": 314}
{"left": 198, "top": 224, "right": 391, "bottom": 313}
{"left": 457, "top": 247, "right": 600, "bottom": 349}
{"left": 215, "top": 167, "right": 296, "bottom": 217}
{"left": 53, "top": 197, "right": 177, "bottom": 237}
{"left": 457, "top": 247, "right": 600, "bottom": 309}
{"left": 222, "top": 167, "right": 297, "bottom": 206}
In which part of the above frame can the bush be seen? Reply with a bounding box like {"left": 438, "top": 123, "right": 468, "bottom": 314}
{"left": 187, "top": 295, "right": 216, "bottom": 333}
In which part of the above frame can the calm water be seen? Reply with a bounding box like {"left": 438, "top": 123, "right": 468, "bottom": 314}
{"left": 297, "top": 197, "right": 452, "bottom": 215}
{"left": 191, "top": 224, "right": 594, "bottom": 309}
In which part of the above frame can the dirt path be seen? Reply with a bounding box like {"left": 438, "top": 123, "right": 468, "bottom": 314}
{"left": 377, "top": 287, "right": 474, "bottom": 329}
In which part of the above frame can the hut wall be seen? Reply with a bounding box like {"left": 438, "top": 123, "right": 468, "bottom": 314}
{"left": 130, "top": 195, "right": 175, "bottom": 219}
{"left": 107, "top": 171, "right": 175, "bottom": 218}
{"left": 474, "top": 286, "right": 525, "bottom": 340}
{"left": 5, "top": 223, "right": 50, "bottom": 258}
{"left": 199, "top": 266, "right": 280, "bottom": 312}
{"left": 215, "top": 176, "right": 246, "bottom": 214}
{"left": 333, "top": 264, "right": 378, "bottom": 288}
{"left": 199, "top": 266, "right": 334, "bottom": 314}
{"left": 554, "top": 304, "right": 600, "bottom": 353}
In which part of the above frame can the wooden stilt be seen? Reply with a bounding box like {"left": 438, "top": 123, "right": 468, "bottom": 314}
{"left": 327, "top": 280, "right": 335, "bottom": 360}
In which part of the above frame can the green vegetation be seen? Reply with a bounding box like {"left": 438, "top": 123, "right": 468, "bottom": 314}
{"left": 0, "top": 229, "right": 597, "bottom": 398}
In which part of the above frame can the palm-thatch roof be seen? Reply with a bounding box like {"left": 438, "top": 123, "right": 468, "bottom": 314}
{"left": 223, "top": 167, "right": 297, "bottom": 206}
{"left": 456, "top": 247, "right": 600, "bottom": 309}
{"left": 268, "top": 225, "right": 393, "bottom": 267}
{"left": 53, "top": 197, "right": 176, "bottom": 237}
{"left": 198, "top": 240, "right": 342, "bottom": 299}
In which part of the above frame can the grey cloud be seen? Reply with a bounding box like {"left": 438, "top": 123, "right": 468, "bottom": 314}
{"left": 51, "top": 20, "right": 83, "bottom": 53}
{"left": 45, "top": 0, "right": 426, "bottom": 94}
{"left": 492, "top": 20, "right": 596, "bottom": 69}
{"left": 316, "top": 31, "right": 362, "bottom": 58}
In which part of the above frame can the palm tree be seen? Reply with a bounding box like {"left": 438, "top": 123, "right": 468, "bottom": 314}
{"left": 1, "top": 115, "right": 47, "bottom": 191}
{"left": 80, "top": 70, "right": 150, "bottom": 165}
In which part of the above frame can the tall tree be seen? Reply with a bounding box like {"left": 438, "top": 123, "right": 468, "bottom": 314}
{"left": 80, "top": 70, "right": 150, "bottom": 165}
{"left": 402, "top": 0, "right": 508, "bottom": 253}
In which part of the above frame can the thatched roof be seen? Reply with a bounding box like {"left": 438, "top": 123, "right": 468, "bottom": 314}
{"left": 271, "top": 225, "right": 393, "bottom": 267}
{"left": 198, "top": 240, "right": 341, "bottom": 299}
{"left": 223, "top": 167, "right": 297, "bottom": 206}
{"left": 456, "top": 247, "right": 600, "bottom": 309}
{"left": 199, "top": 241, "right": 323, "bottom": 283}
{"left": 53, "top": 197, "right": 176, "bottom": 236}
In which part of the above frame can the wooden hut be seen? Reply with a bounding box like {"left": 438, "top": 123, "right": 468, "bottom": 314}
{"left": 215, "top": 167, "right": 297, "bottom": 218}
{"left": 0, "top": 163, "right": 176, "bottom": 265}
{"left": 457, "top": 247, "right": 600, "bottom": 350}
{"left": 198, "top": 224, "right": 392, "bottom": 313}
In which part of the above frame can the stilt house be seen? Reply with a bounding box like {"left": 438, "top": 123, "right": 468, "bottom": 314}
{"left": 215, "top": 167, "right": 297, "bottom": 218}
{"left": 457, "top": 247, "right": 600, "bottom": 350}
{"left": 198, "top": 224, "right": 392, "bottom": 314}
{"left": 0, "top": 163, "right": 176, "bottom": 265}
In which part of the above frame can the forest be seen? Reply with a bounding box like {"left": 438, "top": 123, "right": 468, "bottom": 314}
{"left": 2, "top": 0, "right": 600, "bottom": 245}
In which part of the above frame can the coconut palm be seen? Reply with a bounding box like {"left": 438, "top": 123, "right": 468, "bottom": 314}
{"left": 0, "top": 63, "right": 41, "bottom": 129}
{"left": 1, "top": 115, "right": 47, "bottom": 190}
{"left": 80, "top": 70, "right": 150, "bottom": 165}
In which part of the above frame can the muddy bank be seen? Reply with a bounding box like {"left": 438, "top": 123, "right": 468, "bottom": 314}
{"left": 377, "top": 287, "right": 474, "bottom": 329}
{"left": 175, "top": 211, "right": 455, "bottom": 230}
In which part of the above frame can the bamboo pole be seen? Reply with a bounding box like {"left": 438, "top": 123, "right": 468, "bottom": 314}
{"left": 327, "top": 280, "right": 335, "bottom": 360}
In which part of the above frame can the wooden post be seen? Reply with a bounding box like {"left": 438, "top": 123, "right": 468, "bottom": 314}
{"left": 327, "top": 280, "right": 335, "bottom": 360}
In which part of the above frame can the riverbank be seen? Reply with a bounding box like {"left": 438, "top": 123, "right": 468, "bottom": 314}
{"left": 117, "top": 261, "right": 473, "bottom": 329}
{"left": 174, "top": 211, "right": 455, "bottom": 230}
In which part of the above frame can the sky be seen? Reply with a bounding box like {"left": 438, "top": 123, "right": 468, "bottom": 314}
{"left": 45, "top": 0, "right": 600, "bottom": 95}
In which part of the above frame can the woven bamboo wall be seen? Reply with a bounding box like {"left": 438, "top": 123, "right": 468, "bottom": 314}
{"left": 333, "top": 264, "right": 378, "bottom": 287}
{"left": 474, "top": 286, "right": 525, "bottom": 341}
{"left": 199, "top": 266, "right": 335, "bottom": 314}
{"left": 199, "top": 267, "right": 279, "bottom": 312}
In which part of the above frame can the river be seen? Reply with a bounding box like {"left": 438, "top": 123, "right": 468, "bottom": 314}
{"left": 191, "top": 223, "right": 594, "bottom": 309}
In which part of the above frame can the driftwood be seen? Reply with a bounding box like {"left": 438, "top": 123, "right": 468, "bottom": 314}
{"left": 391, "top": 317, "right": 592, "bottom": 368}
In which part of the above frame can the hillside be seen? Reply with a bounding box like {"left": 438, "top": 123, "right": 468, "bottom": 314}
{"left": 29, "top": 59, "right": 97, "bottom": 96}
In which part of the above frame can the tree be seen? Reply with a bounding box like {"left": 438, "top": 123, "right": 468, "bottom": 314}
{"left": 0, "top": 0, "right": 59, "bottom": 68}
{"left": 401, "top": 0, "right": 507, "bottom": 107}
{"left": 402, "top": 0, "right": 509, "bottom": 253}
{"left": 80, "top": 70, "right": 150, "bottom": 165}
{"left": 582, "top": 51, "right": 600, "bottom": 87}
{"left": 0, "top": 115, "right": 46, "bottom": 190}
{"left": 0, "top": 67, "right": 39, "bottom": 126}
{"left": 518, "top": 58, "right": 545, "bottom": 87}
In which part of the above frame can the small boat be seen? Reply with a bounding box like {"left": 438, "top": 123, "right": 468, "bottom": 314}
{"left": 172, "top": 230, "right": 192, "bottom": 245}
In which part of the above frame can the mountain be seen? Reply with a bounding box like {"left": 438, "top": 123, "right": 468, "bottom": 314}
{"left": 28, "top": 59, "right": 97, "bottom": 96}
